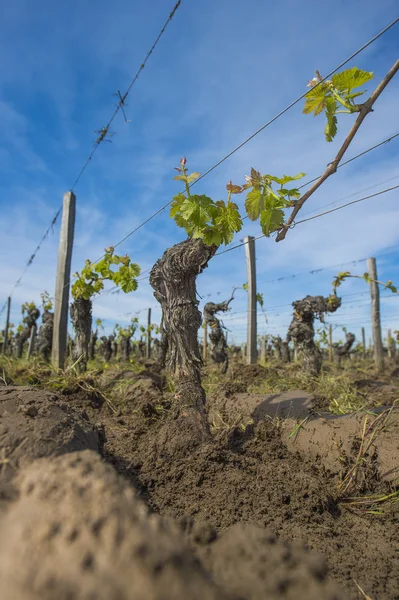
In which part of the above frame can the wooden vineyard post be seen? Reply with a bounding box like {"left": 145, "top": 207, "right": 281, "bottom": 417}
{"left": 260, "top": 336, "right": 266, "bottom": 364}
{"left": 52, "top": 192, "right": 76, "bottom": 370}
{"left": 27, "top": 324, "right": 37, "bottom": 359}
{"left": 362, "top": 327, "right": 366, "bottom": 358}
{"left": 2, "top": 297, "right": 11, "bottom": 355}
{"left": 367, "top": 257, "right": 384, "bottom": 373}
{"left": 244, "top": 236, "right": 257, "bottom": 364}
{"left": 146, "top": 308, "right": 152, "bottom": 359}
{"left": 328, "top": 324, "right": 333, "bottom": 361}
{"left": 203, "top": 322, "right": 207, "bottom": 362}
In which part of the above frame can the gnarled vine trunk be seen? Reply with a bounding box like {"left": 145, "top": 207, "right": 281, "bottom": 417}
{"left": 89, "top": 329, "right": 98, "bottom": 360}
{"left": 120, "top": 337, "right": 131, "bottom": 362}
{"left": 334, "top": 332, "right": 355, "bottom": 367}
{"left": 37, "top": 310, "right": 54, "bottom": 362}
{"left": 157, "top": 317, "right": 168, "bottom": 368}
{"left": 287, "top": 295, "right": 341, "bottom": 376}
{"left": 149, "top": 237, "right": 217, "bottom": 453}
{"left": 101, "top": 336, "right": 113, "bottom": 362}
{"left": 70, "top": 298, "right": 92, "bottom": 372}
{"left": 15, "top": 308, "right": 40, "bottom": 358}
{"left": 272, "top": 336, "right": 291, "bottom": 363}
{"left": 203, "top": 296, "right": 234, "bottom": 374}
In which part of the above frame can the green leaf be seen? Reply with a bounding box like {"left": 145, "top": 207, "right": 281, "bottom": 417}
{"left": 202, "top": 229, "right": 223, "bottom": 246}
{"left": 324, "top": 96, "right": 338, "bottom": 142}
{"left": 275, "top": 173, "right": 306, "bottom": 185}
{"left": 186, "top": 172, "right": 200, "bottom": 183}
{"left": 331, "top": 68, "right": 373, "bottom": 92}
{"left": 285, "top": 188, "right": 301, "bottom": 200}
{"left": 362, "top": 272, "right": 371, "bottom": 284}
{"left": 170, "top": 193, "right": 186, "bottom": 217}
{"left": 303, "top": 83, "right": 329, "bottom": 116}
{"left": 345, "top": 91, "right": 366, "bottom": 100}
{"left": 215, "top": 201, "right": 243, "bottom": 242}
{"left": 259, "top": 208, "right": 285, "bottom": 237}
{"left": 180, "top": 195, "right": 214, "bottom": 227}
{"left": 245, "top": 188, "right": 264, "bottom": 220}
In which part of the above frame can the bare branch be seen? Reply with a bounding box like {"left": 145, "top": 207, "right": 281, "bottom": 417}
{"left": 276, "top": 58, "right": 399, "bottom": 242}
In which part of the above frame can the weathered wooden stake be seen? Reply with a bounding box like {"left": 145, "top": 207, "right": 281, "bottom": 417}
{"left": 367, "top": 257, "right": 384, "bottom": 373}
{"left": 328, "top": 324, "right": 333, "bottom": 361}
{"left": 244, "top": 236, "right": 257, "bottom": 364}
{"left": 146, "top": 308, "right": 152, "bottom": 358}
{"left": 361, "top": 327, "right": 366, "bottom": 358}
{"left": 260, "top": 336, "right": 266, "bottom": 364}
{"left": 27, "top": 324, "right": 37, "bottom": 359}
{"left": 2, "top": 297, "right": 11, "bottom": 355}
{"left": 203, "top": 322, "right": 207, "bottom": 362}
{"left": 52, "top": 192, "right": 76, "bottom": 370}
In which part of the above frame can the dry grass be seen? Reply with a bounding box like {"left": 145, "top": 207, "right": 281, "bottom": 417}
{"left": 0, "top": 355, "right": 149, "bottom": 414}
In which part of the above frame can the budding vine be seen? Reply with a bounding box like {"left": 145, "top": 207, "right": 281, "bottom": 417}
{"left": 168, "top": 64, "right": 394, "bottom": 246}
{"left": 304, "top": 67, "right": 374, "bottom": 141}
{"left": 72, "top": 247, "right": 141, "bottom": 300}
{"left": 115, "top": 317, "right": 139, "bottom": 340}
{"left": 332, "top": 271, "right": 398, "bottom": 294}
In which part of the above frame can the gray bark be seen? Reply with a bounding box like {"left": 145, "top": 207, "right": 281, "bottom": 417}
{"left": 287, "top": 295, "right": 341, "bottom": 376}
{"left": 15, "top": 308, "right": 40, "bottom": 358}
{"left": 333, "top": 333, "right": 355, "bottom": 367}
{"left": 203, "top": 295, "right": 235, "bottom": 374}
{"left": 37, "top": 310, "right": 54, "bottom": 362}
{"left": 149, "top": 237, "right": 217, "bottom": 445}
{"left": 120, "top": 337, "right": 131, "bottom": 362}
{"left": 70, "top": 298, "right": 92, "bottom": 372}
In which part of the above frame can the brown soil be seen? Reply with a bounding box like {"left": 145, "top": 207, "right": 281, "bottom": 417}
{"left": 0, "top": 386, "right": 98, "bottom": 495}
{"left": 0, "top": 450, "right": 342, "bottom": 600}
{"left": 96, "top": 375, "right": 399, "bottom": 600}
{"left": 1, "top": 371, "right": 398, "bottom": 599}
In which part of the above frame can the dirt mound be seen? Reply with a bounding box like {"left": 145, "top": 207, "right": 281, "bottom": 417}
{"left": 198, "top": 523, "right": 341, "bottom": 599}
{"left": 112, "top": 408, "right": 396, "bottom": 600}
{"left": 351, "top": 378, "right": 399, "bottom": 404}
{"left": 99, "top": 368, "right": 166, "bottom": 415}
{"left": 282, "top": 407, "right": 399, "bottom": 486}
{"left": 0, "top": 450, "right": 343, "bottom": 600}
{"left": 227, "top": 364, "right": 269, "bottom": 389}
{"left": 0, "top": 386, "right": 99, "bottom": 488}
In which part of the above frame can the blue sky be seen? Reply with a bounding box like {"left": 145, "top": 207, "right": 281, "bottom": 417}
{"left": 1, "top": 0, "right": 398, "bottom": 345}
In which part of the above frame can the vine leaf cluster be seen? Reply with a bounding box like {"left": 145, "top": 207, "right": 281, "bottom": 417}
{"left": 115, "top": 317, "right": 139, "bottom": 340}
{"left": 332, "top": 271, "right": 398, "bottom": 293}
{"left": 169, "top": 64, "right": 396, "bottom": 243}
{"left": 304, "top": 67, "right": 374, "bottom": 141}
{"left": 72, "top": 247, "right": 141, "bottom": 300}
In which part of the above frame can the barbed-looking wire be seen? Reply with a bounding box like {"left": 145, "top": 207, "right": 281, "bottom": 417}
{"left": 61, "top": 104, "right": 399, "bottom": 298}
{"left": 70, "top": 0, "right": 182, "bottom": 191}
{"left": 6, "top": 124, "right": 394, "bottom": 316}
{"left": 4, "top": 15, "right": 398, "bottom": 315}
{"left": 215, "top": 184, "right": 399, "bottom": 256}
{"left": 0, "top": 1, "right": 183, "bottom": 316}
{"left": 72, "top": 18, "right": 399, "bottom": 267}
